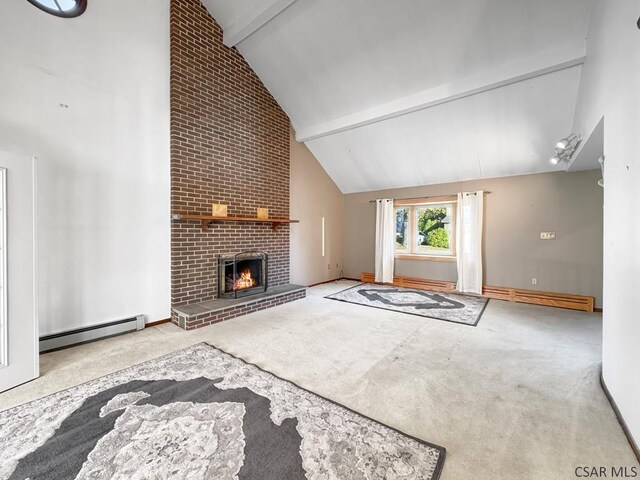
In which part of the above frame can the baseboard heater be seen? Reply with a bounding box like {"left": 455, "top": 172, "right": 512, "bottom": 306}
{"left": 39, "top": 315, "right": 145, "bottom": 353}
{"left": 360, "top": 272, "right": 595, "bottom": 312}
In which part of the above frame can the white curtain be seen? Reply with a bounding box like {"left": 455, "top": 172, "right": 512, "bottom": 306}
{"left": 375, "top": 199, "right": 395, "bottom": 283}
{"left": 456, "top": 191, "right": 484, "bottom": 294}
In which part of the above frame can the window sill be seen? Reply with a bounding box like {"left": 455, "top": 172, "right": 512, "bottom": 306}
{"left": 395, "top": 253, "right": 456, "bottom": 262}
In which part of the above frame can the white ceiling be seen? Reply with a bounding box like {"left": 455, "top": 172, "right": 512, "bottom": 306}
{"left": 201, "top": 0, "right": 593, "bottom": 193}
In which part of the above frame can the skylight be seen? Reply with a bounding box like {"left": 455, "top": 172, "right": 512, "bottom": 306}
{"left": 27, "top": 0, "right": 86, "bottom": 18}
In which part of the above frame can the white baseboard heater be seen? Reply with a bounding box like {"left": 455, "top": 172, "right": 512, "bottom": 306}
{"left": 39, "top": 315, "right": 146, "bottom": 353}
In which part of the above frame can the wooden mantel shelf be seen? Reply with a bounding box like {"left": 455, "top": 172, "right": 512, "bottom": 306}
{"left": 172, "top": 213, "right": 299, "bottom": 230}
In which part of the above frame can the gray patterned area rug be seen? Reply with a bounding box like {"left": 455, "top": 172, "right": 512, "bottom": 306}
{"left": 326, "top": 284, "right": 488, "bottom": 326}
{"left": 0, "top": 343, "right": 445, "bottom": 480}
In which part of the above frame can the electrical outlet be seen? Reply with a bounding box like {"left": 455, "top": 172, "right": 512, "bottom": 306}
{"left": 327, "top": 264, "right": 330, "bottom": 270}
{"left": 540, "top": 232, "right": 556, "bottom": 240}
{"left": 531, "top": 278, "right": 538, "bottom": 286}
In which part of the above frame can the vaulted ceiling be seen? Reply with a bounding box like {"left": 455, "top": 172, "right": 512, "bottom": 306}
{"left": 201, "top": 0, "right": 593, "bottom": 193}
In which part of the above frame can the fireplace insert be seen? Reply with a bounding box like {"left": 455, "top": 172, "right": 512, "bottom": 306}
{"left": 218, "top": 251, "right": 268, "bottom": 299}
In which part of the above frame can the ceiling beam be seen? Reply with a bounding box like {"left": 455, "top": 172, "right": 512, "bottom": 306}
{"left": 222, "top": 0, "right": 298, "bottom": 47}
{"left": 296, "top": 43, "right": 586, "bottom": 143}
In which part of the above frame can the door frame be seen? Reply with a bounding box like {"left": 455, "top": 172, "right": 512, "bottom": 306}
{"left": 0, "top": 155, "right": 38, "bottom": 392}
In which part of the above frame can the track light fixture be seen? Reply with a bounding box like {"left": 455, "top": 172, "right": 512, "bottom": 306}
{"left": 555, "top": 134, "right": 578, "bottom": 151}
{"left": 549, "top": 133, "right": 581, "bottom": 165}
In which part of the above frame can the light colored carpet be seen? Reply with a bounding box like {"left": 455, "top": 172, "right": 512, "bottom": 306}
{"left": 0, "top": 281, "right": 637, "bottom": 479}
{"left": 1, "top": 343, "right": 444, "bottom": 479}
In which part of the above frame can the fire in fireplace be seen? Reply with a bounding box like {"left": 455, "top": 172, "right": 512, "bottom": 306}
{"left": 235, "top": 267, "right": 256, "bottom": 289}
{"left": 218, "top": 251, "right": 268, "bottom": 299}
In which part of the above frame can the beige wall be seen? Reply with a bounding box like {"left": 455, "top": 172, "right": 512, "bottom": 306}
{"left": 290, "top": 128, "right": 344, "bottom": 285}
{"left": 343, "top": 170, "right": 603, "bottom": 306}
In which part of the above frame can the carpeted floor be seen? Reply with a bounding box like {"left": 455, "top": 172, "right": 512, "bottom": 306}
{"left": 0, "top": 343, "right": 444, "bottom": 480}
{"left": 326, "top": 283, "right": 488, "bottom": 326}
{"left": 0, "top": 281, "right": 636, "bottom": 479}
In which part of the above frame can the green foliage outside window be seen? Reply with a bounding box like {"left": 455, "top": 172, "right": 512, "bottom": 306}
{"left": 417, "top": 207, "right": 449, "bottom": 249}
{"left": 427, "top": 228, "right": 449, "bottom": 248}
{"left": 417, "top": 208, "right": 447, "bottom": 235}
{"left": 395, "top": 205, "right": 452, "bottom": 253}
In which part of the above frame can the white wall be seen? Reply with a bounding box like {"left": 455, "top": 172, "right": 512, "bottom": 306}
{"left": 572, "top": 0, "right": 640, "bottom": 448}
{"left": 0, "top": 0, "right": 171, "bottom": 335}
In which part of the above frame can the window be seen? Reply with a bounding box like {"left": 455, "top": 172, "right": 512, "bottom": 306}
{"left": 394, "top": 202, "right": 456, "bottom": 259}
{"left": 26, "top": 0, "right": 87, "bottom": 18}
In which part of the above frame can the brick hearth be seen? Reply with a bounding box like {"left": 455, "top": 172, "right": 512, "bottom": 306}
{"left": 172, "top": 285, "right": 306, "bottom": 330}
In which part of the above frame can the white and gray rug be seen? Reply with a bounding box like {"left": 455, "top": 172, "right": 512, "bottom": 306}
{"left": 326, "top": 284, "right": 488, "bottom": 326}
{"left": 0, "top": 343, "right": 445, "bottom": 480}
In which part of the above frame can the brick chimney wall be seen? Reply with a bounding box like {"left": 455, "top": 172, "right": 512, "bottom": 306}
{"left": 170, "top": 0, "right": 291, "bottom": 309}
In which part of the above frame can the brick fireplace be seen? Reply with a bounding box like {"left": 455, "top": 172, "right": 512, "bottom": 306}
{"left": 169, "top": 0, "right": 305, "bottom": 330}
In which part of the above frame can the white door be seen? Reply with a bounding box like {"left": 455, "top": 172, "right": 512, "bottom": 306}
{"left": 0, "top": 152, "right": 38, "bottom": 392}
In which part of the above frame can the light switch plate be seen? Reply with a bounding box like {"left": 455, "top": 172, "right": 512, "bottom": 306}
{"left": 540, "top": 232, "right": 556, "bottom": 240}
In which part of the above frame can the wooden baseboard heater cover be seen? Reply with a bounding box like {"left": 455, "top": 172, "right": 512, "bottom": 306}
{"left": 360, "top": 273, "right": 455, "bottom": 292}
{"left": 360, "top": 273, "right": 594, "bottom": 313}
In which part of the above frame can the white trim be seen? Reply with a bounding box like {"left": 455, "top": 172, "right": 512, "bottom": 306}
{"left": 222, "top": 0, "right": 299, "bottom": 47}
{"left": 297, "top": 44, "right": 586, "bottom": 142}
{"left": 31, "top": 156, "right": 38, "bottom": 378}
{"left": 0, "top": 169, "right": 7, "bottom": 368}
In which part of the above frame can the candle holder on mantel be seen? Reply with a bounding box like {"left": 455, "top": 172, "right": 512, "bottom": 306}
{"left": 257, "top": 208, "right": 269, "bottom": 219}
{"left": 211, "top": 203, "right": 228, "bottom": 217}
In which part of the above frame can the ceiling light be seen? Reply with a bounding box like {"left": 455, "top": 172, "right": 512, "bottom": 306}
{"left": 549, "top": 133, "right": 581, "bottom": 167}
{"left": 556, "top": 134, "right": 578, "bottom": 151}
